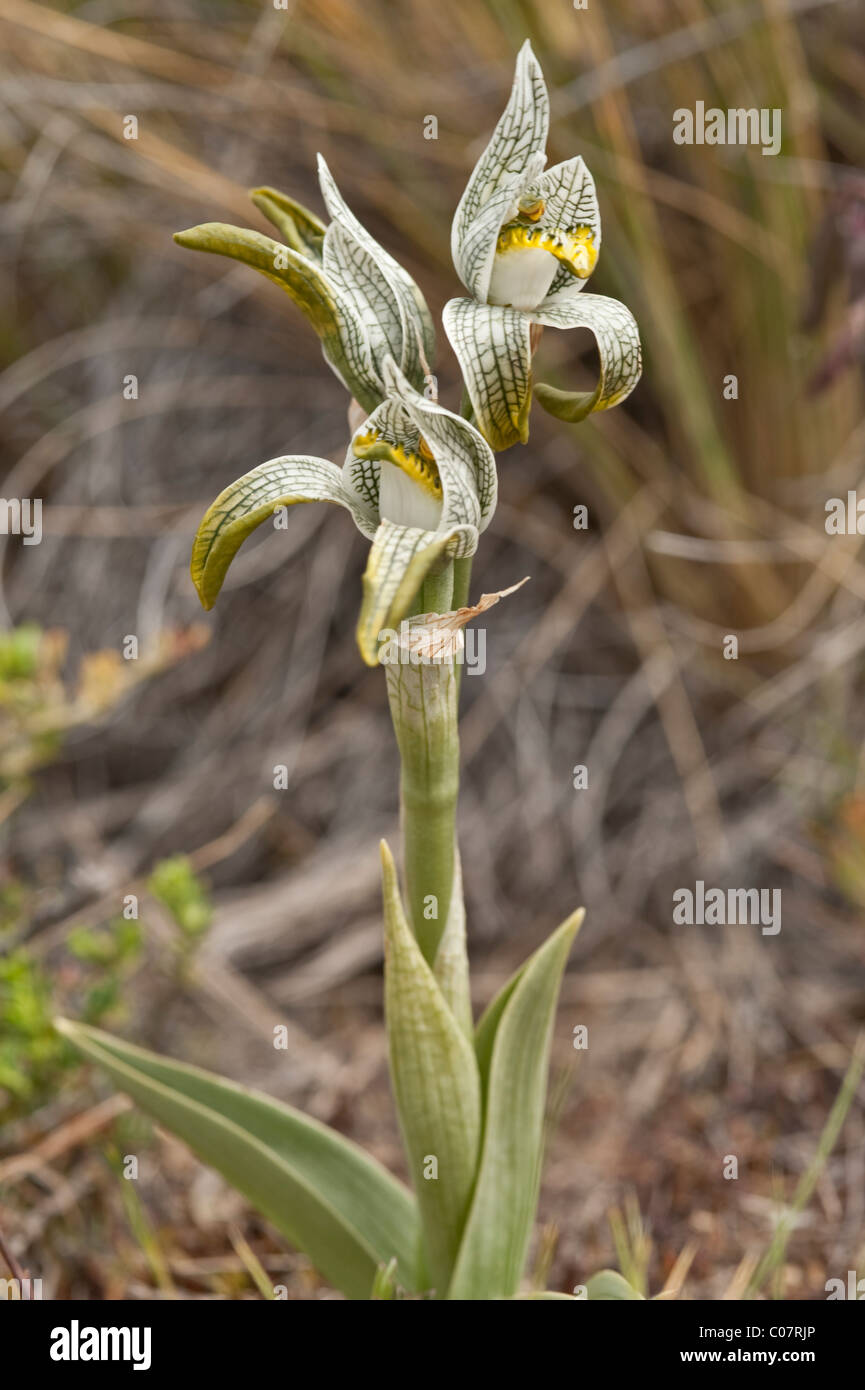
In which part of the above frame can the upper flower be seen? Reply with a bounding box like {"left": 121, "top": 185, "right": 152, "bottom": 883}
{"left": 174, "top": 157, "right": 435, "bottom": 414}
{"left": 451, "top": 41, "right": 600, "bottom": 314}
{"left": 445, "top": 42, "right": 641, "bottom": 450}
{"left": 190, "top": 358, "right": 496, "bottom": 666}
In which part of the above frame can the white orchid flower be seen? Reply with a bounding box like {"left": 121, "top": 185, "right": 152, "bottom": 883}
{"left": 445, "top": 41, "right": 641, "bottom": 450}
{"left": 175, "top": 156, "right": 435, "bottom": 414}
{"left": 190, "top": 357, "right": 496, "bottom": 666}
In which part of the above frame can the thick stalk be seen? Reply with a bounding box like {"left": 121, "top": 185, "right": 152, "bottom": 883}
{"left": 451, "top": 557, "right": 472, "bottom": 700}
{"left": 386, "top": 679, "right": 458, "bottom": 966}
{"left": 451, "top": 556, "right": 473, "bottom": 612}
{"left": 385, "top": 562, "right": 459, "bottom": 967}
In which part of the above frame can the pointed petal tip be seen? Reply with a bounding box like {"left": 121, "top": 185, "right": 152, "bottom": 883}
{"left": 190, "top": 563, "right": 216, "bottom": 611}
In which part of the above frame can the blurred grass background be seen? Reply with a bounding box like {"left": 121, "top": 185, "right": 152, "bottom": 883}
{"left": 1, "top": 0, "right": 865, "bottom": 1299}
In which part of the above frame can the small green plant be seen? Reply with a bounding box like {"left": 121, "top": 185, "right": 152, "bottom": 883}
{"left": 0, "top": 914, "right": 142, "bottom": 1123}
{"left": 148, "top": 856, "right": 212, "bottom": 941}
{"left": 59, "top": 45, "right": 643, "bottom": 1300}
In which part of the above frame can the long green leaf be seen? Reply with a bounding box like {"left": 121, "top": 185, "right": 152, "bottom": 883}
{"left": 56, "top": 1018, "right": 423, "bottom": 1300}
{"left": 473, "top": 962, "right": 525, "bottom": 1097}
{"left": 380, "top": 842, "right": 481, "bottom": 1296}
{"left": 447, "top": 908, "right": 584, "bottom": 1300}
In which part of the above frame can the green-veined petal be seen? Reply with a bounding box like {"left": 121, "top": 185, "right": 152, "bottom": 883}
{"left": 380, "top": 843, "right": 481, "bottom": 1296}
{"left": 191, "top": 455, "right": 375, "bottom": 610}
{"left": 443, "top": 298, "right": 531, "bottom": 452}
{"left": 533, "top": 291, "right": 642, "bottom": 421}
{"left": 357, "top": 519, "right": 476, "bottom": 667}
{"left": 452, "top": 40, "right": 549, "bottom": 301}
{"left": 535, "top": 157, "right": 602, "bottom": 300}
{"left": 381, "top": 358, "right": 496, "bottom": 531}
{"left": 172, "top": 222, "right": 380, "bottom": 411}
{"left": 318, "top": 157, "right": 435, "bottom": 390}
{"left": 455, "top": 176, "right": 525, "bottom": 307}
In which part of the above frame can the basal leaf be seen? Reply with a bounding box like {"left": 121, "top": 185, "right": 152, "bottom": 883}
{"left": 380, "top": 843, "right": 481, "bottom": 1296}
{"left": 56, "top": 1019, "right": 423, "bottom": 1300}
{"left": 447, "top": 908, "right": 584, "bottom": 1300}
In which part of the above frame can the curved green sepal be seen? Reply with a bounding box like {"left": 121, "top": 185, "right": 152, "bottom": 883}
{"left": 250, "top": 186, "right": 326, "bottom": 259}
{"left": 533, "top": 381, "right": 598, "bottom": 424}
{"left": 532, "top": 291, "right": 642, "bottom": 418}
{"left": 357, "top": 522, "right": 459, "bottom": 666}
{"left": 173, "top": 223, "right": 380, "bottom": 411}
{"left": 191, "top": 456, "right": 372, "bottom": 610}
{"left": 55, "top": 1018, "right": 423, "bottom": 1300}
{"left": 173, "top": 223, "right": 335, "bottom": 337}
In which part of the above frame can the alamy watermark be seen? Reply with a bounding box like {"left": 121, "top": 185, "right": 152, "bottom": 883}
{"left": 50, "top": 1321, "right": 151, "bottom": 1371}
{"left": 825, "top": 492, "right": 865, "bottom": 534}
{"left": 0, "top": 498, "right": 42, "bottom": 545}
{"left": 826, "top": 1271, "right": 865, "bottom": 1299}
{"left": 1, "top": 1276, "right": 43, "bottom": 1299}
{"left": 377, "top": 622, "right": 487, "bottom": 674}
{"left": 673, "top": 102, "right": 782, "bottom": 156}
{"left": 673, "top": 881, "right": 781, "bottom": 935}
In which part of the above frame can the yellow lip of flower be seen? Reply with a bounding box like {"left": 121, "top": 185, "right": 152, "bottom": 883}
{"left": 353, "top": 429, "right": 443, "bottom": 500}
{"left": 495, "top": 222, "right": 598, "bottom": 280}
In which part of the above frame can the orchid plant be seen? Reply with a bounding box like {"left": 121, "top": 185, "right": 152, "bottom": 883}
{"left": 60, "top": 43, "right": 643, "bottom": 1301}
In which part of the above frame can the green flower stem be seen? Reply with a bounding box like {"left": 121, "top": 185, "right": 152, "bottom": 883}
{"left": 385, "top": 569, "right": 461, "bottom": 969}
{"left": 451, "top": 556, "right": 472, "bottom": 611}
{"left": 451, "top": 557, "right": 473, "bottom": 701}
{"left": 420, "top": 562, "right": 454, "bottom": 617}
